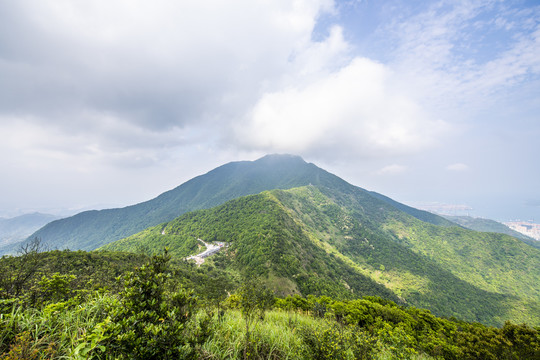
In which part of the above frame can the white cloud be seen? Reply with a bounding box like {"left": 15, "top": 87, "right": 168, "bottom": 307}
{"left": 0, "top": 0, "right": 335, "bottom": 143}
{"left": 376, "top": 164, "right": 407, "bottom": 175}
{"left": 237, "top": 56, "right": 449, "bottom": 158}
{"left": 1, "top": 0, "right": 539, "bottom": 220}
{"left": 446, "top": 163, "right": 469, "bottom": 171}
{"left": 384, "top": 1, "right": 540, "bottom": 116}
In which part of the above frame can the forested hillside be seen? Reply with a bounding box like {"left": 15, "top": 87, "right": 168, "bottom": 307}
{"left": 103, "top": 192, "right": 399, "bottom": 301}
{"left": 10, "top": 154, "right": 447, "bottom": 254}
{"left": 103, "top": 186, "right": 540, "bottom": 327}
{"left": 1, "top": 249, "right": 538, "bottom": 359}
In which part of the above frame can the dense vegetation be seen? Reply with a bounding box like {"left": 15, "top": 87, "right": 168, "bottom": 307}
{"left": 0, "top": 250, "right": 538, "bottom": 359}
{"left": 0, "top": 241, "right": 148, "bottom": 301}
{"left": 103, "top": 193, "right": 399, "bottom": 301}
{"left": 103, "top": 186, "right": 540, "bottom": 327}
{"left": 12, "top": 154, "right": 354, "bottom": 253}
{"left": 3, "top": 155, "right": 539, "bottom": 358}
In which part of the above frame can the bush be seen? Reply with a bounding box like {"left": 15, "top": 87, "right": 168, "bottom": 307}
{"left": 300, "top": 321, "right": 376, "bottom": 360}
{"left": 101, "top": 251, "right": 202, "bottom": 360}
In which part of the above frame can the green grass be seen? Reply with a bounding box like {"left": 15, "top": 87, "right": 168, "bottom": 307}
{"left": 0, "top": 294, "right": 112, "bottom": 358}
{"left": 200, "top": 309, "right": 434, "bottom": 360}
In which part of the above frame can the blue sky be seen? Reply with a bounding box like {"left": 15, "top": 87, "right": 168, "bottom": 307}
{"left": 0, "top": 0, "right": 539, "bottom": 221}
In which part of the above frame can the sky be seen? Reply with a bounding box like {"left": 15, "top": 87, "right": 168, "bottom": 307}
{"left": 0, "top": 0, "right": 539, "bottom": 222}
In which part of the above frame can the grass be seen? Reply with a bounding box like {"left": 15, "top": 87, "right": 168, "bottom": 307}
{"left": 200, "top": 309, "right": 434, "bottom": 360}
{"left": 0, "top": 294, "right": 112, "bottom": 358}
{"left": 200, "top": 310, "right": 306, "bottom": 359}
{"left": 2, "top": 298, "right": 436, "bottom": 360}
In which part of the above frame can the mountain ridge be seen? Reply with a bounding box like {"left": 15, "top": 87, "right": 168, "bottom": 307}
{"left": 7, "top": 154, "right": 444, "bottom": 253}
{"left": 443, "top": 215, "right": 540, "bottom": 250}
{"left": 101, "top": 185, "right": 540, "bottom": 326}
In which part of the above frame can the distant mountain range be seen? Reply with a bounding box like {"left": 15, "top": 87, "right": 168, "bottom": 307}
{"left": 5, "top": 154, "right": 540, "bottom": 326}
{"left": 443, "top": 215, "right": 540, "bottom": 250}
{"left": 0, "top": 213, "right": 59, "bottom": 248}
{"left": 6, "top": 154, "right": 536, "bottom": 254}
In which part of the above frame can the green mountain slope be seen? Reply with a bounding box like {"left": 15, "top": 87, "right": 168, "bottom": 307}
{"left": 368, "top": 191, "right": 455, "bottom": 227}
{"left": 11, "top": 155, "right": 350, "bottom": 252}
{"left": 102, "top": 186, "right": 540, "bottom": 326}
{"left": 102, "top": 192, "right": 399, "bottom": 301}
{"left": 15, "top": 154, "right": 446, "bottom": 253}
{"left": 444, "top": 215, "right": 540, "bottom": 250}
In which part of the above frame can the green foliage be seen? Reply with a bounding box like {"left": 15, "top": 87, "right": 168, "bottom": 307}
{"left": 278, "top": 294, "right": 540, "bottom": 360}
{"left": 103, "top": 184, "right": 540, "bottom": 326}
{"left": 0, "top": 238, "right": 44, "bottom": 298}
{"left": 300, "top": 322, "right": 377, "bottom": 360}
{"left": 23, "top": 154, "right": 345, "bottom": 252}
{"left": 72, "top": 318, "right": 109, "bottom": 359}
{"left": 271, "top": 186, "right": 540, "bottom": 326}
{"left": 104, "top": 191, "right": 400, "bottom": 303}
{"left": 0, "top": 250, "right": 148, "bottom": 305}
{"left": 101, "top": 251, "right": 202, "bottom": 360}
{"left": 237, "top": 278, "right": 274, "bottom": 359}
{"left": 35, "top": 273, "right": 76, "bottom": 305}
{"left": 0, "top": 330, "right": 56, "bottom": 360}
{"left": 1, "top": 282, "right": 539, "bottom": 359}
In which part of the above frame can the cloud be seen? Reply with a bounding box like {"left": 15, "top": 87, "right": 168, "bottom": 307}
{"left": 0, "top": 0, "right": 334, "bottom": 158}
{"left": 236, "top": 56, "right": 449, "bottom": 158}
{"left": 446, "top": 163, "right": 469, "bottom": 171}
{"left": 1, "top": 0, "right": 539, "bottom": 221}
{"left": 383, "top": 0, "right": 540, "bottom": 114}
{"left": 376, "top": 164, "right": 407, "bottom": 175}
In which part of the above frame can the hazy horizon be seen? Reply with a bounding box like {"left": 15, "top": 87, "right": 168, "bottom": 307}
{"left": 1, "top": 1, "right": 539, "bottom": 222}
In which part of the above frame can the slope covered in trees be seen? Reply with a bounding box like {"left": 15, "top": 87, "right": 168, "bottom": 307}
{"left": 102, "top": 192, "right": 399, "bottom": 301}
{"left": 103, "top": 186, "right": 540, "bottom": 327}
{"left": 8, "top": 154, "right": 446, "bottom": 253}
{"left": 1, "top": 250, "right": 539, "bottom": 359}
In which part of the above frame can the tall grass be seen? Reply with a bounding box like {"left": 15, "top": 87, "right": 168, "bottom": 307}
{"left": 2, "top": 301, "right": 434, "bottom": 359}
{"left": 200, "top": 309, "right": 433, "bottom": 360}
{"left": 0, "top": 294, "right": 113, "bottom": 358}
{"left": 200, "top": 310, "right": 308, "bottom": 359}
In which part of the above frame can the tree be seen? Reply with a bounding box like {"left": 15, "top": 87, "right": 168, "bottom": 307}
{"left": 238, "top": 277, "right": 274, "bottom": 359}
{"left": 202, "top": 270, "right": 233, "bottom": 320}
{"left": 0, "top": 238, "right": 45, "bottom": 298}
{"left": 103, "top": 250, "right": 200, "bottom": 360}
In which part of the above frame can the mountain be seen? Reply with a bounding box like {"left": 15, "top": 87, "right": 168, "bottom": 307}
{"left": 102, "top": 185, "right": 540, "bottom": 327}
{"left": 13, "top": 155, "right": 540, "bottom": 325}
{"left": 0, "top": 213, "right": 58, "bottom": 247}
{"left": 443, "top": 215, "right": 540, "bottom": 250}
{"left": 10, "top": 154, "right": 448, "bottom": 253}
{"left": 368, "top": 191, "right": 456, "bottom": 227}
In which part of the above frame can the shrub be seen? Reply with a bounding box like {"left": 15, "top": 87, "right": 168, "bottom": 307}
{"left": 101, "top": 251, "right": 202, "bottom": 360}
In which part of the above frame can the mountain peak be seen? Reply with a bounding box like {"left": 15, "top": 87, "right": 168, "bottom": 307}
{"left": 255, "top": 154, "right": 306, "bottom": 164}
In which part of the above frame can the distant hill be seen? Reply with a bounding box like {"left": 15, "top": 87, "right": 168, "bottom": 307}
{"left": 444, "top": 215, "right": 540, "bottom": 250}
{"left": 0, "top": 213, "right": 58, "bottom": 247}
{"left": 10, "top": 154, "right": 441, "bottom": 253}
{"left": 368, "top": 191, "right": 455, "bottom": 227}
{"left": 102, "top": 186, "right": 540, "bottom": 327}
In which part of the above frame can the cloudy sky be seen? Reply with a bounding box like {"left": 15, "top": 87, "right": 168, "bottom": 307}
{"left": 1, "top": 0, "right": 539, "bottom": 221}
